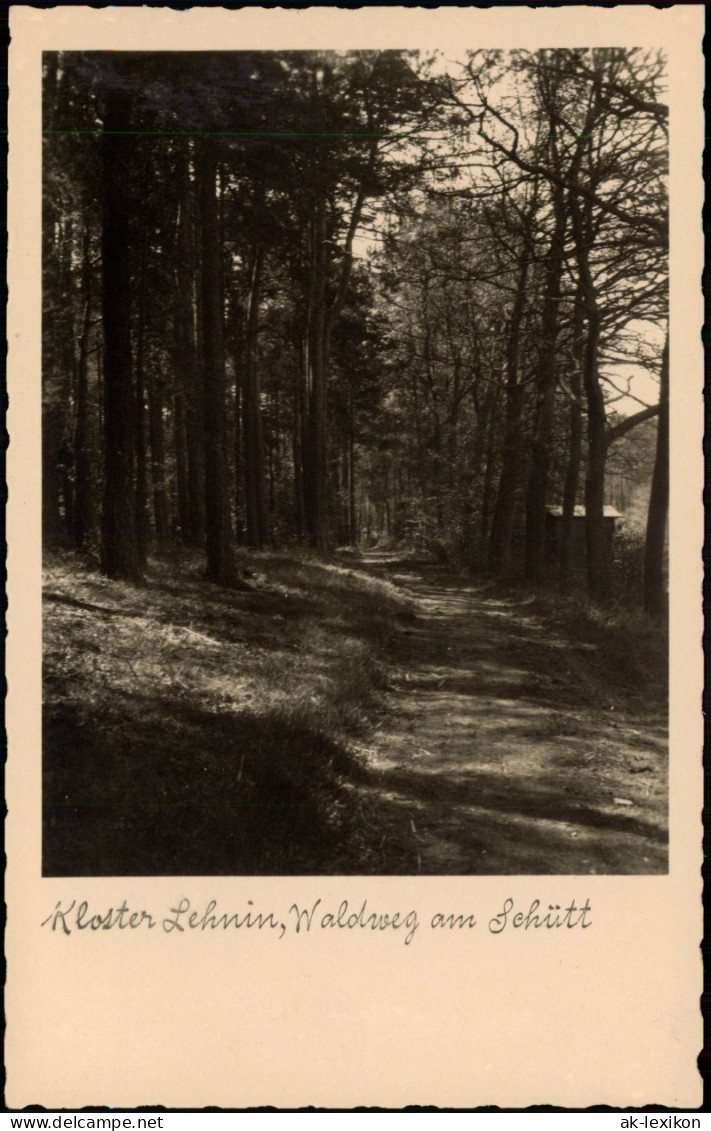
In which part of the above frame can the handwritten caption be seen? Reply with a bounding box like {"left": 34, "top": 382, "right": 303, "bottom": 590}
{"left": 41, "top": 896, "right": 591, "bottom": 944}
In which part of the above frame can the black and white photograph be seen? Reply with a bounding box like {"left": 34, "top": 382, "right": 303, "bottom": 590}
{"left": 8, "top": 4, "right": 703, "bottom": 1111}
{"left": 41, "top": 44, "right": 671, "bottom": 878}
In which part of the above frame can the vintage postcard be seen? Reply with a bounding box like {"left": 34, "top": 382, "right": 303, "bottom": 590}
{"left": 6, "top": 4, "right": 704, "bottom": 1109}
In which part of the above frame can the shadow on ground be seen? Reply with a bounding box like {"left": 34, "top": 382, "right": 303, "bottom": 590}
{"left": 44, "top": 696, "right": 368, "bottom": 876}
{"left": 342, "top": 551, "right": 668, "bottom": 875}
{"left": 43, "top": 548, "right": 668, "bottom": 876}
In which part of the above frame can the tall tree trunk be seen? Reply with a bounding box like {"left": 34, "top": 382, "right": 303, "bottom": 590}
{"left": 303, "top": 199, "right": 329, "bottom": 551}
{"left": 148, "top": 384, "right": 170, "bottom": 541}
{"left": 268, "top": 432, "right": 276, "bottom": 529}
{"left": 585, "top": 398, "right": 609, "bottom": 601}
{"left": 43, "top": 402, "right": 64, "bottom": 546}
{"left": 524, "top": 186, "right": 567, "bottom": 582}
{"left": 73, "top": 268, "right": 94, "bottom": 552}
{"left": 174, "top": 159, "right": 205, "bottom": 547}
{"left": 242, "top": 243, "right": 268, "bottom": 548}
{"left": 60, "top": 463, "right": 75, "bottom": 536}
{"left": 134, "top": 273, "right": 149, "bottom": 567}
{"left": 431, "top": 411, "right": 445, "bottom": 533}
{"left": 488, "top": 257, "right": 530, "bottom": 577}
{"left": 233, "top": 381, "right": 244, "bottom": 543}
{"left": 231, "top": 294, "right": 245, "bottom": 544}
{"left": 570, "top": 192, "right": 610, "bottom": 602}
{"left": 422, "top": 298, "right": 445, "bottom": 535}
{"left": 173, "top": 391, "right": 189, "bottom": 538}
{"left": 644, "top": 331, "right": 669, "bottom": 617}
{"left": 480, "top": 407, "right": 498, "bottom": 563}
{"left": 43, "top": 197, "right": 76, "bottom": 545}
{"left": 465, "top": 380, "right": 495, "bottom": 571}
{"left": 100, "top": 86, "right": 143, "bottom": 583}
{"left": 196, "top": 139, "right": 243, "bottom": 587}
{"left": 348, "top": 428, "right": 357, "bottom": 545}
{"left": 301, "top": 144, "right": 370, "bottom": 553}
{"left": 293, "top": 371, "right": 306, "bottom": 543}
{"left": 560, "top": 385, "right": 584, "bottom": 588}
{"left": 336, "top": 446, "right": 349, "bottom": 545}
{"left": 185, "top": 316, "right": 206, "bottom": 544}
{"left": 560, "top": 289, "right": 585, "bottom": 588}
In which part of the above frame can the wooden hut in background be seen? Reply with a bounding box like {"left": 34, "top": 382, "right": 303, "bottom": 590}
{"left": 545, "top": 504, "right": 622, "bottom": 567}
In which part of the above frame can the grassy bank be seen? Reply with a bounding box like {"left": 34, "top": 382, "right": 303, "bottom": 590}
{"left": 370, "top": 549, "right": 668, "bottom": 716}
{"left": 43, "top": 548, "right": 414, "bottom": 875}
{"left": 525, "top": 589, "right": 668, "bottom": 717}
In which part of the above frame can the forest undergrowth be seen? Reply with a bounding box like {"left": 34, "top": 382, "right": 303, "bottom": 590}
{"left": 487, "top": 579, "right": 668, "bottom": 715}
{"left": 43, "top": 546, "right": 667, "bottom": 876}
{"left": 43, "top": 547, "right": 415, "bottom": 875}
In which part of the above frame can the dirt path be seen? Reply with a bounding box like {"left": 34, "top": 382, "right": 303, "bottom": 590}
{"left": 350, "top": 552, "right": 668, "bottom": 875}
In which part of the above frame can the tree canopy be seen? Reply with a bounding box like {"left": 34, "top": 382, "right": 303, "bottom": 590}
{"left": 43, "top": 46, "right": 669, "bottom": 611}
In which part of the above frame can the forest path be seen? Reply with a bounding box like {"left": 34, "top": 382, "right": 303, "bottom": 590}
{"left": 348, "top": 551, "right": 668, "bottom": 874}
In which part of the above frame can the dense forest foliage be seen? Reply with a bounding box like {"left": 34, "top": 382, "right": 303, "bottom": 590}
{"left": 43, "top": 47, "right": 669, "bottom": 612}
